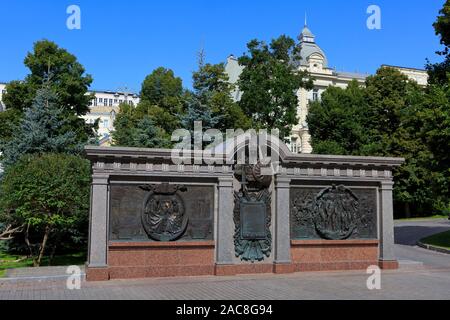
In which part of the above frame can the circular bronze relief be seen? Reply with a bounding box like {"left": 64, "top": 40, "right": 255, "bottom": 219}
{"left": 142, "top": 192, "right": 188, "bottom": 242}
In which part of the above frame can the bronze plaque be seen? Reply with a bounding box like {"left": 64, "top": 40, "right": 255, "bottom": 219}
{"left": 290, "top": 185, "right": 378, "bottom": 240}
{"left": 241, "top": 202, "right": 267, "bottom": 240}
{"left": 110, "top": 184, "right": 214, "bottom": 242}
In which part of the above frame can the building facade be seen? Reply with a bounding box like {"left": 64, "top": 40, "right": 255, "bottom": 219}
{"left": 0, "top": 84, "right": 140, "bottom": 145}
{"left": 225, "top": 24, "right": 429, "bottom": 154}
{"left": 82, "top": 90, "right": 140, "bottom": 144}
{"left": 0, "top": 82, "right": 6, "bottom": 112}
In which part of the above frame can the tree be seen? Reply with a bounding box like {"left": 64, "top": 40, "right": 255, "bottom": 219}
{"left": 192, "top": 52, "right": 251, "bottom": 131}
{"left": 0, "top": 40, "right": 95, "bottom": 147}
{"left": 237, "top": 35, "right": 313, "bottom": 139}
{"left": 0, "top": 153, "right": 91, "bottom": 266}
{"left": 308, "top": 67, "right": 432, "bottom": 217}
{"left": 112, "top": 103, "right": 171, "bottom": 148}
{"left": 307, "top": 80, "right": 369, "bottom": 155}
{"left": 1, "top": 85, "right": 85, "bottom": 170}
{"left": 434, "top": 0, "right": 450, "bottom": 54}
{"left": 181, "top": 95, "right": 221, "bottom": 137}
{"left": 416, "top": 83, "right": 450, "bottom": 215}
{"left": 139, "top": 67, "right": 185, "bottom": 134}
{"left": 427, "top": 1, "right": 450, "bottom": 85}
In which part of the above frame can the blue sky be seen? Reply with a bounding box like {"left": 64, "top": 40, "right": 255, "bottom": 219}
{"left": 0, "top": 0, "right": 445, "bottom": 93}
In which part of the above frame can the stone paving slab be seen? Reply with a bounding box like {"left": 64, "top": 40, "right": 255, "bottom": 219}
{"left": 5, "top": 266, "right": 85, "bottom": 279}
{"left": 0, "top": 268, "right": 449, "bottom": 300}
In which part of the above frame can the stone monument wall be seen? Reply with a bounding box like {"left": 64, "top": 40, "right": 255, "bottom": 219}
{"left": 85, "top": 141, "right": 403, "bottom": 281}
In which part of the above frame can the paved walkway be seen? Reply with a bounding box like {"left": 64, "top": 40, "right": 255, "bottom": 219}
{"left": 0, "top": 219, "right": 448, "bottom": 300}
{"left": 0, "top": 268, "right": 449, "bottom": 300}
{"left": 395, "top": 219, "right": 450, "bottom": 269}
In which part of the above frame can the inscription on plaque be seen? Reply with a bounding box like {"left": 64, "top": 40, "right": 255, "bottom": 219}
{"left": 241, "top": 202, "right": 267, "bottom": 240}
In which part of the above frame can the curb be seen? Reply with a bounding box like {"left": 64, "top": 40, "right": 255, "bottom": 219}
{"left": 417, "top": 241, "right": 450, "bottom": 255}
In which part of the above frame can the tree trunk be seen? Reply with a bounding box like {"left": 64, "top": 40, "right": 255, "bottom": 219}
{"left": 36, "top": 226, "right": 51, "bottom": 267}
{"left": 24, "top": 223, "right": 35, "bottom": 259}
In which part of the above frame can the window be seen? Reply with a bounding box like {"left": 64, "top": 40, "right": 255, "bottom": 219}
{"left": 103, "top": 120, "right": 109, "bottom": 128}
{"left": 312, "top": 89, "right": 319, "bottom": 102}
{"left": 119, "top": 100, "right": 123, "bottom": 104}
{"left": 104, "top": 99, "right": 108, "bottom": 106}
{"left": 94, "top": 98, "right": 98, "bottom": 106}
{"left": 99, "top": 98, "right": 103, "bottom": 103}
{"left": 109, "top": 99, "right": 113, "bottom": 106}
{"left": 114, "top": 99, "right": 118, "bottom": 104}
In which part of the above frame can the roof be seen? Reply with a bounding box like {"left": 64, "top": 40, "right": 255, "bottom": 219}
{"left": 87, "top": 106, "right": 120, "bottom": 115}
{"left": 292, "top": 25, "right": 328, "bottom": 68}
{"left": 335, "top": 71, "right": 368, "bottom": 80}
{"left": 381, "top": 64, "right": 427, "bottom": 72}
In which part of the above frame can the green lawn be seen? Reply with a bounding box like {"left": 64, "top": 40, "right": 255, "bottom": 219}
{"left": 395, "top": 215, "right": 448, "bottom": 222}
{"left": 421, "top": 231, "right": 450, "bottom": 250}
{"left": 0, "top": 252, "right": 86, "bottom": 278}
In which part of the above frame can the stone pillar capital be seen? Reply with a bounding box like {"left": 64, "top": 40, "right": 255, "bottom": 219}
{"left": 92, "top": 175, "right": 109, "bottom": 185}
{"left": 275, "top": 176, "right": 292, "bottom": 189}
{"left": 218, "top": 176, "right": 234, "bottom": 188}
{"left": 380, "top": 181, "right": 395, "bottom": 190}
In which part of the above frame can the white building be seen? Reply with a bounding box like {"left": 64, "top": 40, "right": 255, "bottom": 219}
{"left": 0, "top": 82, "right": 7, "bottom": 112}
{"left": 82, "top": 90, "right": 140, "bottom": 145}
{"left": 0, "top": 84, "right": 140, "bottom": 146}
{"left": 225, "top": 24, "right": 429, "bottom": 154}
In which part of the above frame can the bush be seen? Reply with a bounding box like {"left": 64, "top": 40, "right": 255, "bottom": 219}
{"left": 0, "top": 153, "right": 91, "bottom": 266}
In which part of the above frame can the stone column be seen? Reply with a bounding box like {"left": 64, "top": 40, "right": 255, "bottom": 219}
{"left": 216, "top": 177, "right": 235, "bottom": 268}
{"left": 378, "top": 181, "right": 398, "bottom": 269}
{"left": 87, "top": 175, "right": 110, "bottom": 280}
{"left": 273, "top": 176, "right": 294, "bottom": 273}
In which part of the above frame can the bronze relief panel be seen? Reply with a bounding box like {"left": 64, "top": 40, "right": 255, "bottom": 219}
{"left": 110, "top": 184, "right": 215, "bottom": 242}
{"left": 290, "top": 185, "right": 378, "bottom": 240}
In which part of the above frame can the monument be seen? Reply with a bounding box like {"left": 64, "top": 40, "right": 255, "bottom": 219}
{"left": 84, "top": 136, "right": 404, "bottom": 281}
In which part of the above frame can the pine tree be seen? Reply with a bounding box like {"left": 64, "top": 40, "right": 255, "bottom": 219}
{"left": 1, "top": 85, "right": 84, "bottom": 170}
{"left": 132, "top": 116, "right": 171, "bottom": 149}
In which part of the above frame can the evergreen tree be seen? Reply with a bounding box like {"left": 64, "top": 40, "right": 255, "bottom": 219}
{"left": 0, "top": 40, "right": 95, "bottom": 148}
{"left": 112, "top": 103, "right": 170, "bottom": 148}
{"left": 1, "top": 85, "right": 84, "bottom": 170}
{"left": 192, "top": 51, "right": 251, "bottom": 131}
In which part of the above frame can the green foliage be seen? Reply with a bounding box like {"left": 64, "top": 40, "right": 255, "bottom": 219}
{"left": 421, "top": 231, "right": 450, "bottom": 250}
{"left": 112, "top": 103, "right": 171, "bottom": 148}
{"left": 308, "top": 81, "right": 369, "bottom": 156}
{"left": 1, "top": 86, "right": 85, "bottom": 169}
{"left": 307, "top": 66, "right": 450, "bottom": 217}
{"left": 427, "top": 1, "right": 450, "bottom": 85}
{"left": 0, "top": 40, "right": 95, "bottom": 146}
{"left": 0, "top": 109, "right": 22, "bottom": 154}
{"left": 0, "top": 153, "right": 91, "bottom": 266}
{"left": 139, "top": 67, "right": 184, "bottom": 134}
{"left": 237, "top": 35, "right": 313, "bottom": 138}
{"left": 433, "top": 0, "right": 450, "bottom": 54}
{"left": 192, "top": 58, "right": 251, "bottom": 131}
{"left": 141, "top": 67, "right": 183, "bottom": 106}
